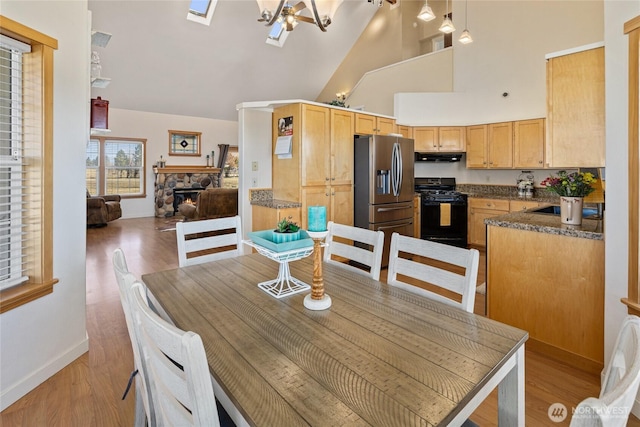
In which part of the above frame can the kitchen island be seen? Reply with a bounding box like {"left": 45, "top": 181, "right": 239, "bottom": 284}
{"left": 485, "top": 210, "right": 604, "bottom": 374}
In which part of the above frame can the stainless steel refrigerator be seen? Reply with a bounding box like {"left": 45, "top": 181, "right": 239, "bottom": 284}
{"left": 354, "top": 134, "right": 415, "bottom": 267}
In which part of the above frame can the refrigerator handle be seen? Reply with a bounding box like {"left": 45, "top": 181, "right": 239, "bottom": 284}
{"left": 392, "top": 142, "right": 402, "bottom": 197}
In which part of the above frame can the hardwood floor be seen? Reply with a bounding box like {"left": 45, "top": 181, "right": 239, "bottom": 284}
{"left": 0, "top": 216, "right": 637, "bottom": 426}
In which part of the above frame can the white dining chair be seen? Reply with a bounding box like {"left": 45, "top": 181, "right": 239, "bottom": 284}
{"left": 176, "top": 215, "right": 243, "bottom": 267}
{"left": 387, "top": 233, "right": 480, "bottom": 313}
{"left": 128, "top": 280, "right": 221, "bottom": 427}
{"left": 112, "top": 248, "right": 155, "bottom": 427}
{"left": 570, "top": 315, "right": 640, "bottom": 427}
{"left": 323, "top": 221, "right": 385, "bottom": 281}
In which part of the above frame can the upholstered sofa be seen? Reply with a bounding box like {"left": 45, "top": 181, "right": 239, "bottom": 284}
{"left": 177, "top": 188, "right": 238, "bottom": 220}
{"left": 87, "top": 192, "right": 122, "bottom": 227}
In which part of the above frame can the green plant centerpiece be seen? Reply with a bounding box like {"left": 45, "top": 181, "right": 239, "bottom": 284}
{"left": 272, "top": 216, "right": 301, "bottom": 243}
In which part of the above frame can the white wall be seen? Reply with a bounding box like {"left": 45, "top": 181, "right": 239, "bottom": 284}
{"left": 395, "top": 0, "right": 603, "bottom": 128}
{"left": 603, "top": 0, "right": 640, "bottom": 386}
{"left": 104, "top": 108, "right": 238, "bottom": 218}
{"left": 1, "top": 1, "right": 90, "bottom": 409}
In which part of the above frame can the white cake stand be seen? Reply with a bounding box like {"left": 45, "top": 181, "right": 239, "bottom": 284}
{"left": 303, "top": 231, "right": 332, "bottom": 311}
{"left": 243, "top": 240, "right": 313, "bottom": 299}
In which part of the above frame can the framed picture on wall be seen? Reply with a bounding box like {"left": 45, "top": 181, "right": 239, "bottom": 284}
{"left": 168, "top": 130, "right": 201, "bottom": 156}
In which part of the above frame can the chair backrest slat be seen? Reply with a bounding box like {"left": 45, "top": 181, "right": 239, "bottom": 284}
{"left": 570, "top": 315, "right": 640, "bottom": 427}
{"left": 387, "top": 233, "right": 479, "bottom": 313}
{"left": 323, "top": 221, "right": 385, "bottom": 281}
{"left": 176, "top": 216, "right": 243, "bottom": 267}
{"left": 112, "top": 248, "right": 154, "bottom": 427}
{"left": 129, "top": 281, "right": 220, "bottom": 427}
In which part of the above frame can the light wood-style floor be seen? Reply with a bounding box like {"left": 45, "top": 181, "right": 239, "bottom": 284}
{"left": 1, "top": 216, "right": 637, "bottom": 426}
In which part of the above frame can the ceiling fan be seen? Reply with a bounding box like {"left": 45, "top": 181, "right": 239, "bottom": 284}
{"left": 257, "top": 0, "right": 340, "bottom": 32}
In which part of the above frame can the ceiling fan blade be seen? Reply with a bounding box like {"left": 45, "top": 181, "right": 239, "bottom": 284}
{"left": 291, "top": 1, "right": 307, "bottom": 14}
{"left": 295, "top": 16, "right": 315, "bottom": 24}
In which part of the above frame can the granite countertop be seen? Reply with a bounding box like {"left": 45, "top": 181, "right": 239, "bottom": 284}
{"left": 456, "top": 183, "right": 559, "bottom": 203}
{"left": 251, "top": 198, "right": 302, "bottom": 209}
{"left": 485, "top": 211, "right": 604, "bottom": 240}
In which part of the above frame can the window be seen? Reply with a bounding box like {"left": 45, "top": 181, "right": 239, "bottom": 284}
{"left": 187, "top": 0, "right": 218, "bottom": 26}
{"left": 266, "top": 21, "right": 291, "bottom": 48}
{"left": 87, "top": 137, "right": 146, "bottom": 197}
{"left": 0, "top": 16, "right": 58, "bottom": 312}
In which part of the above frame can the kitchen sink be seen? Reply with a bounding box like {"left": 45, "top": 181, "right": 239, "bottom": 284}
{"left": 529, "top": 205, "right": 600, "bottom": 218}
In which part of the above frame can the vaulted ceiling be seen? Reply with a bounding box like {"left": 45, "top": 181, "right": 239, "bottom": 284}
{"left": 88, "top": 0, "right": 381, "bottom": 122}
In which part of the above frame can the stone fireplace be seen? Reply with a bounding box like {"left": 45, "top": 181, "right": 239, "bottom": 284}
{"left": 154, "top": 165, "right": 221, "bottom": 217}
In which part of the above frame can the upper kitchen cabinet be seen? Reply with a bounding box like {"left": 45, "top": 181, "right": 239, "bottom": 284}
{"left": 546, "top": 44, "right": 605, "bottom": 168}
{"left": 514, "top": 119, "right": 545, "bottom": 168}
{"left": 272, "top": 102, "right": 354, "bottom": 229}
{"left": 397, "top": 125, "right": 412, "bottom": 139}
{"left": 466, "top": 125, "right": 488, "bottom": 168}
{"left": 355, "top": 113, "right": 396, "bottom": 135}
{"left": 487, "top": 122, "right": 513, "bottom": 168}
{"left": 414, "top": 126, "right": 465, "bottom": 153}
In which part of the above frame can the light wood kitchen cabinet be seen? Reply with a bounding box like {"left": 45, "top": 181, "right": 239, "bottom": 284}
{"left": 466, "top": 125, "right": 488, "bottom": 168}
{"left": 414, "top": 126, "right": 465, "bottom": 153}
{"left": 252, "top": 205, "right": 301, "bottom": 232}
{"left": 487, "top": 225, "right": 604, "bottom": 374}
{"left": 487, "top": 122, "right": 513, "bottom": 168}
{"left": 301, "top": 185, "right": 353, "bottom": 229}
{"left": 413, "top": 193, "right": 421, "bottom": 238}
{"left": 509, "top": 199, "right": 549, "bottom": 212}
{"left": 354, "top": 113, "right": 396, "bottom": 135}
{"left": 272, "top": 102, "right": 354, "bottom": 230}
{"left": 546, "top": 45, "right": 605, "bottom": 168}
{"left": 468, "top": 198, "right": 510, "bottom": 247}
{"left": 513, "top": 118, "right": 545, "bottom": 168}
{"left": 397, "top": 125, "right": 412, "bottom": 139}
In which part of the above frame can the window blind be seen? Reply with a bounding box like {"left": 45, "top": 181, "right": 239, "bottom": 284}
{"left": 0, "top": 35, "right": 37, "bottom": 291}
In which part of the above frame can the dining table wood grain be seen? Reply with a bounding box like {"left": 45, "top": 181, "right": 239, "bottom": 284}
{"left": 141, "top": 253, "right": 528, "bottom": 426}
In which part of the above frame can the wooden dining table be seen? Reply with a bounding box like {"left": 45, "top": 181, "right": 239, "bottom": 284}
{"left": 141, "top": 252, "right": 528, "bottom": 427}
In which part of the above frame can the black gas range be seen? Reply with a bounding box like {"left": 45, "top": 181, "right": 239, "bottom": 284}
{"left": 415, "top": 177, "right": 468, "bottom": 248}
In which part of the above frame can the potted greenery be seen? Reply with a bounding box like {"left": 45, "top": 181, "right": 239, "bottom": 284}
{"left": 272, "top": 216, "right": 301, "bottom": 243}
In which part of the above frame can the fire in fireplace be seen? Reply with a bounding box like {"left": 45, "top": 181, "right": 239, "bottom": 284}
{"left": 172, "top": 188, "right": 204, "bottom": 215}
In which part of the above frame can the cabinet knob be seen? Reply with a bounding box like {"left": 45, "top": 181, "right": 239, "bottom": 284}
{"left": 331, "top": 177, "right": 335, "bottom": 181}
{"left": 325, "top": 193, "right": 329, "bottom": 196}
{"left": 538, "top": 160, "right": 543, "bottom": 164}
{"left": 325, "top": 177, "right": 329, "bottom": 181}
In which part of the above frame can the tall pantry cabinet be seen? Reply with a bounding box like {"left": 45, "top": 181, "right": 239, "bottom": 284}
{"left": 272, "top": 103, "right": 354, "bottom": 230}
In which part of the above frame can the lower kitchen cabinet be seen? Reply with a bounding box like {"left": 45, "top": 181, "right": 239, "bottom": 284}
{"left": 301, "top": 185, "right": 353, "bottom": 230}
{"left": 468, "top": 198, "right": 510, "bottom": 247}
{"left": 487, "top": 224, "right": 604, "bottom": 374}
{"left": 509, "top": 199, "right": 549, "bottom": 212}
{"left": 252, "top": 205, "right": 301, "bottom": 232}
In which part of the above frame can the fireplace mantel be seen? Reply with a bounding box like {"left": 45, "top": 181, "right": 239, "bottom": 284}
{"left": 154, "top": 165, "right": 221, "bottom": 174}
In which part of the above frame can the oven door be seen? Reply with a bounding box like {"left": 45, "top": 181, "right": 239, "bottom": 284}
{"left": 421, "top": 200, "right": 468, "bottom": 247}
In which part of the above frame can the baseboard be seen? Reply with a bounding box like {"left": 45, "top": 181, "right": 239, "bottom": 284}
{"left": 1, "top": 336, "right": 89, "bottom": 411}
{"left": 526, "top": 337, "right": 603, "bottom": 375}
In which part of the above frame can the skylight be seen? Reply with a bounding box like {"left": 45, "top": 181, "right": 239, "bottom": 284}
{"left": 266, "top": 21, "right": 290, "bottom": 48}
{"left": 187, "top": 0, "right": 217, "bottom": 26}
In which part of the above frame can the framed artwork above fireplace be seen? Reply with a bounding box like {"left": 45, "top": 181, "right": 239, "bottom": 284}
{"left": 168, "top": 130, "right": 201, "bottom": 156}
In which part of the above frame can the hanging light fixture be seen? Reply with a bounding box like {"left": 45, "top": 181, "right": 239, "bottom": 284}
{"left": 417, "top": 1, "right": 435, "bottom": 22}
{"left": 439, "top": 0, "right": 455, "bottom": 34}
{"left": 256, "top": 0, "right": 344, "bottom": 32}
{"left": 458, "top": 0, "right": 473, "bottom": 44}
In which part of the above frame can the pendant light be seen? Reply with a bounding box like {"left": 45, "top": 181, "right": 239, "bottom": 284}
{"left": 417, "top": 1, "right": 435, "bottom": 22}
{"left": 458, "top": 0, "right": 473, "bottom": 44}
{"left": 439, "top": 0, "right": 455, "bottom": 34}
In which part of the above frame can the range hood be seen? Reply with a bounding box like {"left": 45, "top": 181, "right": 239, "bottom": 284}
{"left": 414, "top": 152, "right": 463, "bottom": 162}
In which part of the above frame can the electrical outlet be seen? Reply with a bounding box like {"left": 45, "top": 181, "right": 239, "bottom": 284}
{"left": 252, "top": 177, "right": 258, "bottom": 187}
{"left": 252, "top": 161, "right": 258, "bottom": 171}
{"left": 485, "top": 175, "right": 491, "bottom": 182}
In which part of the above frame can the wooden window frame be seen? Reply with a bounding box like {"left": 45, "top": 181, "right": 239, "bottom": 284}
{"left": 0, "top": 16, "right": 58, "bottom": 313}
{"left": 88, "top": 136, "right": 147, "bottom": 199}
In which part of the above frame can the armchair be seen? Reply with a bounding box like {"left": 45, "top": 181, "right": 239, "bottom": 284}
{"left": 87, "top": 191, "right": 122, "bottom": 227}
{"left": 177, "top": 188, "right": 237, "bottom": 220}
